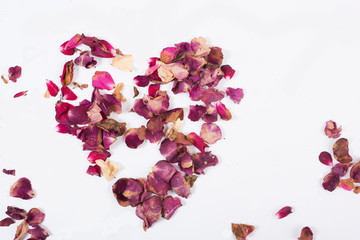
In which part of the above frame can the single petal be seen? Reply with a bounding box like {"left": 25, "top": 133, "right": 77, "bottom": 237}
{"left": 226, "top": 87, "right": 244, "bottom": 104}
{"left": 59, "top": 34, "right": 82, "bottom": 55}
{"left": 165, "top": 119, "right": 181, "bottom": 141}
{"left": 339, "top": 178, "right": 355, "bottom": 191}
{"left": 157, "top": 64, "right": 175, "bottom": 83}
{"left": 186, "top": 132, "right": 208, "bottom": 153}
{"left": 318, "top": 151, "right": 333, "bottom": 166}
{"left": 111, "top": 54, "right": 133, "bottom": 72}
{"left": 275, "top": 206, "right": 292, "bottom": 219}
{"left": 322, "top": 173, "right": 340, "bottom": 192}
{"left": 146, "top": 115, "right": 164, "bottom": 134}
{"left": 3, "top": 169, "right": 15, "bottom": 176}
{"left": 113, "top": 178, "right": 147, "bottom": 207}
{"left": 178, "top": 153, "right": 194, "bottom": 175}
{"left": 133, "top": 99, "right": 154, "bottom": 119}
{"left": 144, "top": 92, "right": 170, "bottom": 115}
{"left": 92, "top": 71, "right": 115, "bottom": 90}
{"left": 74, "top": 51, "right": 97, "bottom": 68}
{"left": 200, "top": 67, "right": 223, "bottom": 87}
{"left": 160, "top": 138, "right": 180, "bottom": 162}
{"left": 96, "top": 160, "right": 120, "bottom": 181}
{"left": 8, "top": 65, "right": 22, "bottom": 82}
{"left": 68, "top": 106, "right": 89, "bottom": 125}
{"left": 191, "top": 37, "right": 211, "bottom": 57}
{"left": 60, "top": 60, "right": 74, "bottom": 87}
{"left": 87, "top": 103, "right": 103, "bottom": 124}
{"left": 103, "top": 131, "right": 117, "bottom": 149}
{"left": 216, "top": 102, "right": 232, "bottom": 120}
{"left": 14, "top": 220, "right": 29, "bottom": 240}
{"left": 86, "top": 165, "right": 102, "bottom": 177}
{"left": 184, "top": 53, "right": 206, "bottom": 75}
{"left": 231, "top": 223, "right": 255, "bottom": 240}
{"left": 136, "top": 196, "right": 162, "bottom": 231}
{"left": 87, "top": 151, "right": 110, "bottom": 164}
{"left": 112, "top": 82, "right": 126, "bottom": 102}
{"left": 298, "top": 226, "right": 313, "bottom": 240}
{"left": 46, "top": 80, "right": 59, "bottom": 97}
{"left": 350, "top": 161, "right": 360, "bottom": 183}
{"left": 172, "top": 78, "right": 192, "bottom": 94}
{"left": 26, "top": 208, "right": 45, "bottom": 227}
{"left": 354, "top": 186, "right": 360, "bottom": 194}
{"left": 13, "top": 90, "right": 28, "bottom": 98}
{"left": 6, "top": 206, "right": 27, "bottom": 220}
{"left": 221, "top": 65, "right": 235, "bottom": 80}
{"left": 189, "top": 85, "right": 203, "bottom": 101}
{"left": 185, "top": 175, "right": 198, "bottom": 187}
{"left": 124, "top": 126, "right": 146, "bottom": 149}
{"left": 325, "top": 120, "right": 342, "bottom": 139}
{"left": 145, "top": 129, "right": 164, "bottom": 143}
{"left": 331, "top": 163, "right": 352, "bottom": 177}
{"left": 162, "top": 196, "right": 182, "bottom": 220}
{"left": 101, "top": 94, "right": 122, "bottom": 115}
{"left": 152, "top": 160, "right": 177, "bottom": 183}
{"left": 201, "top": 88, "right": 225, "bottom": 103}
{"left": 0, "top": 217, "right": 15, "bottom": 227}
{"left": 170, "top": 172, "right": 191, "bottom": 198}
{"left": 333, "top": 138, "right": 352, "bottom": 163}
{"left": 160, "top": 47, "right": 178, "bottom": 63}
{"left": 10, "top": 177, "right": 34, "bottom": 200}
{"left": 146, "top": 172, "right": 171, "bottom": 196}
{"left": 192, "top": 152, "right": 219, "bottom": 174}
{"left": 96, "top": 119, "right": 126, "bottom": 137}
{"left": 61, "top": 87, "right": 77, "bottom": 101}
{"left": 148, "top": 84, "right": 160, "bottom": 97}
{"left": 206, "top": 47, "right": 223, "bottom": 65}
{"left": 188, "top": 105, "right": 206, "bottom": 122}
{"left": 28, "top": 225, "right": 49, "bottom": 240}
{"left": 202, "top": 104, "right": 218, "bottom": 122}
{"left": 200, "top": 123, "right": 222, "bottom": 144}
{"left": 134, "top": 75, "right": 150, "bottom": 87}
{"left": 81, "top": 125, "right": 103, "bottom": 151}
{"left": 146, "top": 58, "right": 161, "bottom": 76}
{"left": 55, "top": 101, "right": 74, "bottom": 124}
{"left": 162, "top": 108, "right": 184, "bottom": 124}
{"left": 82, "top": 34, "right": 117, "bottom": 58}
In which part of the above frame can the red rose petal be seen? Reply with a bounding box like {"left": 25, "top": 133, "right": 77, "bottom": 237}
{"left": 134, "top": 75, "right": 150, "bottom": 87}
{"left": 82, "top": 34, "right": 117, "bottom": 58}
{"left": 59, "top": 34, "right": 82, "bottom": 55}
{"left": 6, "top": 206, "right": 27, "bottom": 220}
{"left": 144, "top": 92, "right": 170, "bottom": 115}
{"left": 86, "top": 165, "right": 102, "bottom": 177}
{"left": 275, "top": 206, "right": 292, "bottom": 219}
{"left": 226, "top": 87, "right": 244, "bottom": 104}
{"left": 298, "top": 226, "right": 313, "bottom": 240}
{"left": 75, "top": 51, "right": 97, "bottom": 68}
{"left": 8, "top": 65, "right": 22, "bottom": 82}
{"left": 46, "top": 80, "right": 59, "bottom": 97}
{"left": 148, "top": 84, "right": 160, "bottom": 97}
{"left": 318, "top": 151, "right": 333, "bottom": 166}
{"left": 206, "top": 47, "right": 223, "bottom": 65}
{"left": 10, "top": 177, "right": 35, "bottom": 200}
{"left": 124, "top": 126, "right": 146, "bottom": 149}
{"left": 192, "top": 152, "right": 218, "bottom": 174}
{"left": 221, "top": 65, "right": 235, "bottom": 80}
{"left": 188, "top": 105, "right": 206, "bottom": 122}
{"left": 186, "top": 132, "right": 208, "bottom": 153}
{"left": 61, "top": 87, "right": 77, "bottom": 101}
{"left": 324, "top": 120, "right": 342, "bottom": 139}
{"left": 0, "top": 217, "right": 15, "bottom": 227}
{"left": 13, "top": 90, "right": 28, "bottom": 98}
{"left": 160, "top": 47, "right": 178, "bottom": 63}
{"left": 55, "top": 101, "right": 74, "bottom": 124}
{"left": 92, "top": 71, "right": 115, "bottom": 90}
{"left": 28, "top": 225, "right": 49, "bottom": 240}
{"left": 60, "top": 60, "right": 74, "bottom": 87}
{"left": 87, "top": 151, "right": 110, "bottom": 164}
{"left": 170, "top": 172, "right": 191, "bottom": 198}
{"left": 133, "top": 99, "right": 154, "bottom": 119}
{"left": 202, "top": 104, "right": 218, "bottom": 122}
{"left": 162, "top": 196, "right": 182, "bottom": 220}
{"left": 216, "top": 102, "right": 232, "bottom": 121}
{"left": 68, "top": 105, "right": 89, "bottom": 125}
{"left": 26, "top": 208, "right": 45, "bottom": 227}
{"left": 339, "top": 178, "right": 355, "bottom": 191}
{"left": 322, "top": 173, "right": 340, "bottom": 192}
{"left": 3, "top": 169, "right": 15, "bottom": 176}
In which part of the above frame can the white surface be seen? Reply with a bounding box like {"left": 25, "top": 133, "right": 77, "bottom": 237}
{"left": 1, "top": 0, "right": 360, "bottom": 239}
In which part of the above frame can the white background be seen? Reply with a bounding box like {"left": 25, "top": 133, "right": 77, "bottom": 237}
{"left": 1, "top": 0, "right": 360, "bottom": 239}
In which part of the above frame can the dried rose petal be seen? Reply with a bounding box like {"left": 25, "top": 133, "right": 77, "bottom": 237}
{"left": 172, "top": 78, "right": 192, "bottom": 94}
{"left": 46, "top": 80, "right": 59, "bottom": 97}
{"left": 112, "top": 82, "right": 126, "bottom": 102}
{"left": 148, "top": 84, "right": 160, "bottom": 97}
{"left": 152, "top": 160, "right": 177, "bottom": 183}
{"left": 6, "top": 206, "right": 27, "bottom": 220}
{"left": 185, "top": 175, "right": 198, "bottom": 187}
{"left": 87, "top": 104, "right": 103, "bottom": 124}
{"left": 170, "top": 172, "right": 191, "bottom": 198}
{"left": 200, "top": 123, "right": 222, "bottom": 144}
{"left": 200, "top": 67, "right": 223, "bottom": 87}
{"left": 354, "top": 186, "right": 360, "bottom": 194}
{"left": 68, "top": 106, "right": 89, "bottom": 125}
{"left": 144, "top": 93, "right": 170, "bottom": 115}
{"left": 201, "top": 88, "right": 225, "bottom": 103}
{"left": 324, "top": 120, "right": 342, "bottom": 139}
{"left": 192, "top": 152, "right": 219, "bottom": 174}
{"left": 101, "top": 94, "right": 123, "bottom": 115}
{"left": 96, "top": 119, "right": 126, "bottom": 137}
{"left": 61, "top": 87, "right": 77, "bottom": 101}
{"left": 133, "top": 99, "right": 154, "bottom": 119}
{"left": 111, "top": 54, "right": 133, "bottom": 72}
{"left": 133, "top": 86, "right": 139, "bottom": 98}
{"left": 188, "top": 105, "right": 206, "bottom": 122}
{"left": 55, "top": 101, "right": 74, "bottom": 124}
{"left": 160, "top": 47, "right": 178, "bottom": 63}
{"left": 103, "top": 131, "right": 117, "bottom": 149}
{"left": 3, "top": 169, "right": 15, "bottom": 176}
{"left": 136, "top": 195, "right": 162, "bottom": 231}
{"left": 14, "top": 220, "right": 29, "bottom": 240}
{"left": 191, "top": 37, "right": 211, "bottom": 57}
{"left": 339, "top": 178, "right": 355, "bottom": 191}
{"left": 318, "top": 151, "right": 333, "bottom": 166}
{"left": 221, "top": 65, "right": 235, "bottom": 80}
{"left": 275, "top": 206, "right": 292, "bottom": 219}
{"left": 146, "top": 115, "right": 164, "bottom": 134}
{"left": 26, "top": 208, "right": 45, "bottom": 227}
{"left": 74, "top": 51, "right": 97, "bottom": 68}
{"left": 59, "top": 34, "right": 82, "bottom": 55}
{"left": 165, "top": 119, "right": 181, "bottom": 141}
{"left": 350, "top": 161, "right": 360, "bottom": 183}
{"left": 226, "top": 87, "right": 244, "bottom": 104}
{"left": 13, "top": 91, "right": 28, "bottom": 98}
{"left": 10, "top": 177, "right": 34, "bottom": 200}
{"left": 216, "top": 102, "right": 232, "bottom": 120}
{"left": 331, "top": 163, "right": 352, "bottom": 177}
{"left": 162, "top": 196, "right": 182, "bottom": 220}
{"left": 186, "top": 132, "right": 208, "bottom": 153}
{"left": 298, "top": 226, "right": 313, "bottom": 240}
{"left": 87, "top": 151, "right": 110, "bottom": 164}
{"left": 146, "top": 172, "right": 171, "bottom": 196}
{"left": 60, "top": 60, "right": 74, "bottom": 87}
{"left": 96, "top": 160, "right": 120, "bottom": 181}
{"left": 0, "top": 217, "right": 15, "bottom": 227}
{"left": 231, "top": 223, "right": 255, "bottom": 240}
{"left": 86, "top": 165, "right": 101, "bottom": 177}
{"left": 124, "top": 126, "right": 146, "bottom": 149}
{"left": 92, "top": 71, "right": 115, "bottom": 90}
{"left": 322, "top": 173, "right": 340, "bottom": 192}
{"left": 202, "top": 104, "right": 218, "bottom": 122}
{"left": 8, "top": 65, "right": 22, "bottom": 82}
{"left": 28, "top": 225, "right": 49, "bottom": 239}
{"left": 113, "top": 178, "right": 148, "bottom": 207}
{"left": 163, "top": 108, "right": 184, "bottom": 123}
{"left": 160, "top": 138, "right": 179, "bottom": 162}
{"left": 184, "top": 53, "right": 206, "bottom": 75}
{"left": 82, "top": 34, "right": 117, "bottom": 58}
{"left": 81, "top": 125, "right": 103, "bottom": 151}
{"left": 179, "top": 153, "right": 194, "bottom": 175}
{"left": 134, "top": 75, "right": 150, "bottom": 87}
{"left": 206, "top": 47, "right": 223, "bottom": 65}
{"left": 333, "top": 138, "right": 352, "bottom": 163}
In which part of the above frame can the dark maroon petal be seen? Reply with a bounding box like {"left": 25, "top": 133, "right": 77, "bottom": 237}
{"left": 74, "top": 51, "right": 97, "bottom": 68}
{"left": 192, "top": 152, "right": 219, "bottom": 174}
{"left": 331, "top": 163, "right": 352, "bottom": 177}
{"left": 60, "top": 60, "right": 74, "bottom": 87}
{"left": 145, "top": 129, "right": 164, "bottom": 143}
{"left": 28, "top": 225, "right": 49, "bottom": 240}
{"left": 68, "top": 106, "right": 89, "bottom": 125}
{"left": 350, "top": 161, "right": 360, "bottom": 183}
{"left": 324, "top": 120, "right": 342, "bottom": 139}
{"left": 3, "top": 169, "right": 15, "bottom": 176}
{"left": 136, "top": 196, "right": 162, "bottom": 231}
{"left": 6, "top": 206, "right": 27, "bottom": 220}
{"left": 124, "top": 127, "right": 146, "bottom": 149}
{"left": 61, "top": 87, "right": 77, "bottom": 101}
{"left": 322, "top": 173, "right": 340, "bottom": 192}
{"left": 333, "top": 138, "right": 352, "bottom": 163}
{"left": 0, "top": 217, "right": 15, "bottom": 227}
{"left": 81, "top": 34, "right": 116, "bottom": 58}
{"left": 298, "top": 226, "right": 313, "bottom": 240}
{"left": 160, "top": 47, "right": 178, "bottom": 63}
{"left": 148, "top": 84, "right": 160, "bottom": 97}
{"left": 26, "top": 208, "right": 45, "bottom": 227}
{"left": 8, "top": 65, "right": 22, "bottom": 82}
{"left": 81, "top": 125, "right": 103, "bottom": 151}
{"left": 55, "top": 101, "right": 74, "bottom": 124}
{"left": 92, "top": 71, "right": 115, "bottom": 90}
{"left": 134, "top": 75, "right": 150, "bottom": 87}
{"left": 101, "top": 94, "right": 122, "bottom": 115}
{"left": 160, "top": 138, "right": 179, "bottom": 162}
{"left": 86, "top": 165, "right": 101, "bottom": 177}
{"left": 186, "top": 132, "right": 208, "bottom": 153}
{"left": 60, "top": 34, "right": 82, "bottom": 55}
{"left": 13, "top": 90, "right": 28, "bottom": 98}
{"left": 188, "top": 105, "right": 206, "bottom": 121}
{"left": 46, "top": 80, "right": 59, "bottom": 97}
{"left": 226, "top": 87, "right": 244, "bottom": 104}
{"left": 221, "top": 65, "right": 235, "bottom": 80}
{"left": 87, "top": 151, "right": 110, "bottom": 164}
{"left": 146, "top": 173, "right": 171, "bottom": 196}
{"left": 318, "top": 151, "right": 333, "bottom": 166}
{"left": 10, "top": 177, "right": 34, "bottom": 200}
{"left": 216, "top": 102, "right": 232, "bottom": 120}
{"left": 170, "top": 172, "right": 191, "bottom": 198}
{"left": 201, "top": 88, "right": 225, "bottom": 103}
{"left": 275, "top": 206, "right": 292, "bottom": 219}
{"left": 200, "top": 123, "right": 222, "bottom": 144}
{"left": 152, "top": 160, "right": 177, "bottom": 183}
{"left": 133, "top": 99, "right": 154, "bottom": 119}
{"left": 202, "top": 104, "right": 218, "bottom": 122}
{"left": 162, "top": 196, "right": 182, "bottom": 220}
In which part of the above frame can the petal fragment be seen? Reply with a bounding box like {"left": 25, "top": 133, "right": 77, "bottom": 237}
{"left": 226, "top": 87, "right": 244, "bottom": 104}
{"left": 46, "top": 80, "right": 59, "bottom": 97}
{"left": 350, "top": 161, "right": 360, "bottom": 183}
{"left": 216, "top": 102, "right": 232, "bottom": 120}
{"left": 231, "top": 223, "right": 255, "bottom": 240}
{"left": 324, "top": 120, "right": 342, "bottom": 139}
{"left": 95, "top": 160, "right": 120, "bottom": 181}
{"left": 162, "top": 196, "right": 182, "bottom": 220}
{"left": 26, "top": 208, "right": 45, "bottom": 227}
{"left": 111, "top": 54, "right": 133, "bottom": 72}
{"left": 14, "top": 220, "right": 29, "bottom": 240}
{"left": 0, "top": 217, "right": 15, "bottom": 227}
{"left": 322, "top": 173, "right": 340, "bottom": 192}
{"left": 275, "top": 206, "right": 292, "bottom": 219}
{"left": 8, "top": 65, "right": 22, "bottom": 82}
{"left": 10, "top": 177, "right": 34, "bottom": 200}
{"left": 170, "top": 172, "right": 191, "bottom": 198}
{"left": 298, "top": 226, "right": 313, "bottom": 240}
{"left": 3, "top": 169, "right": 15, "bottom": 176}
{"left": 13, "top": 91, "right": 28, "bottom": 98}
{"left": 136, "top": 196, "right": 162, "bottom": 231}
{"left": 6, "top": 206, "right": 27, "bottom": 220}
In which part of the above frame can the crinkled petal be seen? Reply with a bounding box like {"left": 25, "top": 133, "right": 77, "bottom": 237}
{"left": 216, "top": 102, "right": 232, "bottom": 120}
{"left": 8, "top": 66, "right": 22, "bottom": 82}
{"left": 146, "top": 115, "right": 164, "bottom": 134}
{"left": 3, "top": 169, "right": 15, "bottom": 176}
{"left": 133, "top": 99, "right": 154, "bottom": 119}
{"left": 136, "top": 196, "right": 162, "bottom": 231}
{"left": 86, "top": 165, "right": 102, "bottom": 177}
{"left": 202, "top": 104, "right": 218, "bottom": 122}
{"left": 298, "top": 226, "right": 313, "bottom": 240}
{"left": 188, "top": 105, "right": 206, "bottom": 122}
{"left": 101, "top": 94, "right": 122, "bottom": 115}
{"left": 145, "top": 129, "right": 164, "bottom": 143}
{"left": 325, "top": 120, "right": 342, "bottom": 139}
{"left": 192, "top": 152, "right": 218, "bottom": 174}
{"left": 206, "top": 47, "right": 223, "bottom": 65}
{"left": 275, "top": 206, "right": 292, "bottom": 219}
{"left": 200, "top": 67, "right": 223, "bottom": 87}
{"left": 226, "top": 87, "right": 244, "bottom": 104}
{"left": 60, "top": 60, "right": 74, "bottom": 87}
{"left": 26, "top": 208, "right": 45, "bottom": 227}
{"left": 103, "top": 131, "right": 117, "bottom": 149}
{"left": 46, "top": 80, "right": 59, "bottom": 97}
{"left": 186, "top": 132, "right": 208, "bottom": 153}
{"left": 170, "top": 172, "right": 191, "bottom": 198}
{"left": 146, "top": 172, "right": 171, "bottom": 196}
{"left": 201, "top": 88, "right": 225, "bottom": 103}
{"left": 339, "top": 178, "right": 355, "bottom": 191}
{"left": 333, "top": 138, "right": 352, "bottom": 163}
{"left": 322, "top": 173, "right": 340, "bottom": 192}
{"left": 191, "top": 37, "right": 211, "bottom": 57}
{"left": 124, "top": 126, "right": 146, "bottom": 149}
{"left": 162, "top": 108, "right": 184, "bottom": 124}
{"left": 28, "top": 225, "right": 49, "bottom": 240}
{"left": 232, "top": 223, "right": 255, "bottom": 240}
{"left": 318, "top": 151, "right": 333, "bottom": 166}
{"left": 96, "top": 160, "right": 120, "bottom": 181}
{"left": 87, "top": 103, "right": 103, "bottom": 124}
{"left": 0, "top": 217, "right": 15, "bottom": 227}
{"left": 13, "top": 90, "right": 28, "bottom": 98}
{"left": 68, "top": 106, "right": 89, "bottom": 125}
{"left": 82, "top": 35, "right": 117, "bottom": 58}
{"left": 14, "top": 220, "right": 29, "bottom": 240}
{"left": 113, "top": 178, "right": 147, "bottom": 207}
{"left": 160, "top": 139, "right": 179, "bottom": 162}
{"left": 60, "top": 34, "right": 82, "bottom": 55}
{"left": 200, "top": 123, "right": 222, "bottom": 144}
{"left": 111, "top": 54, "right": 133, "bottom": 72}
{"left": 10, "top": 177, "right": 34, "bottom": 200}
{"left": 144, "top": 93, "right": 170, "bottom": 115}
{"left": 87, "top": 151, "right": 110, "bottom": 164}
{"left": 152, "top": 160, "right": 177, "bottom": 183}
{"left": 148, "top": 84, "right": 160, "bottom": 97}
{"left": 74, "top": 51, "right": 97, "bottom": 68}
{"left": 221, "top": 65, "right": 235, "bottom": 80}
{"left": 81, "top": 125, "right": 103, "bottom": 151}
{"left": 331, "top": 162, "right": 352, "bottom": 177}
{"left": 96, "top": 119, "right": 126, "bottom": 137}
{"left": 61, "top": 87, "right": 77, "bottom": 101}
{"left": 55, "top": 101, "right": 74, "bottom": 124}
{"left": 172, "top": 78, "right": 192, "bottom": 94}
{"left": 134, "top": 75, "right": 150, "bottom": 87}
{"left": 6, "top": 206, "right": 27, "bottom": 220}
{"left": 350, "top": 161, "right": 360, "bottom": 183}
{"left": 184, "top": 53, "right": 206, "bottom": 75}
{"left": 160, "top": 47, "right": 178, "bottom": 63}
{"left": 162, "top": 196, "right": 182, "bottom": 220}
{"left": 92, "top": 71, "right": 115, "bottom": 90}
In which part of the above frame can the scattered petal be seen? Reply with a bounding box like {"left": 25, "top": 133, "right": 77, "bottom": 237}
{"left": 202, "top": 104, "right": 218, "bottom": 122}
{"left": 170, "top": 172, "right": 191, "bottom": 198}
{"left": 59, "top": 34, "right": 82, "bottom": 55}
{"left": 221, "top": 64, "right": 235, "bottom": 80}
{"left": 186, "top": 132, "right": 208, "bottom": 153}
{"left": 318, "top": 151, "right": 333, "bottom": 166}
{"left": 113, "top": 178, "right": 148, "bottom": 207}
{"left": 192, "top": 152, "right": 218, "bottom": 174}
{"left": 111, "top": 54, "right": 133, "bottom": 71}
{"left": 160, "top": 47, "right": 178, "bottom": 63}
{"left": 134, "top": 75, "right": 150, "bottom": 87}
{"left": 216, "top": 102, "right": 232, "bottom": 120}
{"left": 82, "top": 34, "right": 117, "bottom": 58}
{"left": 74, "top": 51, "right": 97, "bottom": 68}
{"left": 95, "top": 160, "right": 120, "bottom": 181}
{"left": 191, "top": 37, "right": 211, "bottom": 57}
{"left": 298, "top": 226, "right": 313, "bottom": 240}
{"left": 133, "top": 86, "right": 139, "bottom": 98}
{"left": 275, "top": 206, "right": 292, "bottom": 219}
{"left": 226, "top": 87, "right": 244, "bottom": 104}
{"left": 322, "top": 173, "right": 340, "bottom": 192}
{"left": 46, "top": 80, "right": 59, "bottom": 97}
{"left": 28, "top": 225, "right": 49, "bottom": 239}
{"left": 144, "top": 92, "right": 170, "bottom": 115}
{"left": 14, "top": 220, "right": 29, "bottom": 240}
{"left": 3, "top": 169, "right": 15, "bottom": 176}
{"left": 146, "top": 172, "right": 171, "bottom": 196}
{"left": 148, "top": 84, "right": 160, "bottom": 97}
{"left": 200, "top": 123, "right": 222, "bottom": 144}
{"left": 13, "top": 91, "right": 28, "bottom": 98}
{"left": 354, "top": 186, "right": 360, "bottom": 194}
{"left": 92, "top": 71, "right": 115, "bottom": 90}
{"left": 188, "top": 105, "right": 206, "bottom": 122}
{"left": 339, "top": 178, "right": 355, "bottom": 191}
{"left": 124, "top": 126, "right": 146, "bottom": 149}
{"left": 26, "top": 208, "right": 45, "bottom": 227}
{"left": 325, "top": 120, "right": 342, "bottom": 139}
{"left": 231, "top": 223, "right": 255, "bottom": 240}
{"left": 185, "top": 175, "right": 198, "bottom": 187}
{"left": 136, "top": 196, "right": 162, "bottom": 231}
{"left": 333, "top": 138, "right": 352, "bottom": 163}
{"left": 68, "top": 106, "right": 89, "bottom": 125}
{"left": 10, "top": 177, "right": 34, "bottom": 200}
{"left": 60, "top": 60, "right": 74, "bottom": 87}
{"left": 162, "top": 196, "right": 182, "bottom": 220}
{"left": 0, "top": 217, "right": 15, "bottom": 227}
{"left": 61, "top": 87, "right": 77, "bottom": 101}
{"left": 6, "top": 206, "right": 27, "bottom": 220}
{"left": 331, "top": 163, "right": 352, "bottom": 177}
{"left": 350, "top": 161, "right": 360, "bottom": 183}
{"left": 86, "top": 165, "right": 102, "bottom": 177}
{"left": 8, "top": 65, "right": 22, "bottom": 82}
{"left": 112, "top": 82, "right": 126, "bottom": 102}
{"left": 206, "top": 47, "right": 223, "bottom": 65}
{"left": 133, "top": 99, "right": 154, "bottom": 119}
{"left": 152, "top": 160, "right": 177, "bottom": 183}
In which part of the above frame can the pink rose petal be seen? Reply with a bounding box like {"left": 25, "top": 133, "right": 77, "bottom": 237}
{"left": 10, "top": 177, "right": 34, "bottom": 200}
{"left": 46, "top": 80, "right": 59, "bottom": 97}
{"left": 8, "top": 65, "right": 22, "bottom": 82}
{"left": 324, "top": 120, "right": 342, "bottom": 139}
{"left": 226, "top": 87, "right": 244, "bottom": 104}
{"left": 221, "top": 65, "right": 235, "bottom": 80}
{"left": 192, "top": 152, "right": 219, "bottom": 174}
{"left": 275, "top": 206, "right": 292, "bottom": 219}
{"left": 13, "top": 90, "right": 28, "bottom": 98}
{"left": 339, "top": 178, "right": 355, "bottom": 191}
{"left": 133, "top": 99, "right": 154, "bottom": 119}
{"left": 298, "top": 226, "right": 313, "bottom": 240}
{"left": 124, "top": 126, "right": 146, "bottom": 149}
{"left": 82, "top": 34, "right": 117, "bottom": 58}
{"left": 331, "top": 163, "right": 352, "bottom": 177}
{"left": 202, "top": 104, "right": 218, "bottom": 122}
{"left": 160, "top": 47, "right": 178, "bottom": 63}
{"left": 146, "top": 172, "right": 171, "bottom": 196}
{"left": 162, "top": 196, "right": 182, "bottom": 220}
{"left": 186, "top": 132, "right": 208, "bottom": 153}
{"left": 28, "top": 225, "right": 49, "bottom": 240}
{"left": 59, "top": 34, "right": 82, "bottom": 55}
{"left": 170, "top": 172, "right": 191, "bottom": 198}
{"left": 200, "top": 123, "right": 222, "bottom": 144}
{"left": 87, "top": 151, "right": 110, "bottom": 164}
{"left": 26, "top": 208, "right": 45, "bottom": 227}
{"left": 86, "top": 165, "right": 102, "bottom": 177}
{"left": 61, "top": 87, "right": 77, "bottom": 101}
{"left": 318, "top": 151, "right": 333, "bottom": 166}
{"left": 152, "top": 160, "right": 177, "bottom": 183}
{"left": 188, "top": 105, "right": 206, "bottom": 122}
{"left": 74, "top": 51, "right": 97, "bottom": 68}
{"left": 68, "top": 105, "right": 89, "bottom": 125}
{"left": 350, "top": 161, "right": 360, "bottom": 183}
{"left": 148, "top": 84, "right": 160, "bottom": 97}
{"left": 136, "top": 196, "right": 162, "bottom": 231}
{"left": 92, "top": 71, "right": 115, "bottom": 90}
{"left": 216, "top": 102, "right": 232, "bottom": 120}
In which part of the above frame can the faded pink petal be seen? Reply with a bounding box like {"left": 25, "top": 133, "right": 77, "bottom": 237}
{"left": 331, "top": 163, "right": 352, "bottom": 177}
{"left": 28, "top": 225, "right": 49, "bottom": 239}
{"left": 170, "top": 172, "right": 191, "bottom": 198}
{"left": 74, "top": 51, "right": 97, "bottom": 68}
{"left": 191, "top": 37, "right": 211, "bottom": 57}
{"left": 3, "top": 169, "right": 15, "bottom": 176}
{"left": 134, "top": 75, "right": 150, "bottom": 87}
{"left": 0, "top": 217, "right": 15, "bottom": 227}
{"left": 186, "top": 132, "right": 208, "bottom": 153}
{"left": 216, "top": 102, "right": 232, "bottom": 120}
{"left": 144, "top": 92, "right": 170, "bottom": 115}
{"left": 68, "top": 106, "right": 89, "bottom": 125}
{"left": 61, "top": 87, "right": 77, "bottom": 101}
{"left": 298, "top": 226, "right": 313, "bottom": 240}
{"left": 87, "top": 103, "right": 103, "bottom": 124}
{"left": 188, "top": 105, "right": 206, "bottom": 122}
{"left": 146, "top": 58, "right": 161, "bottom": 76}
{"left": 82, "top": 34, "right": 117, "bottom": 58}
{"left": 201, "top": 88, "right": 225, "bottom": 103}
{"left": 136, "top": 196, "right": 162, "bottom": 231}
{"left": 148, "top": 84, "right": 160, "bottom": 97}
{"left": 60, "top": 60, "right": 74, "bottom": 87}
{"left": 86, "top": 165, "right": 101, "bottom": 177}
{"left": 172, "top": 79, "right": 192, "bottom": 94}
{"left": 325, "top": 120, "right": 342, "bottom": 139}
{"left": 221, "top": 65, "right": 235, "bottom": 80}
{"left": 59, "top": 34, "right": 82, "bottom": 55}
{"left": 200, "top": 67, "right": 223, "bottom": 87}
{"left": 318, "top": 151, "right": 333, "bottom": 166}
{"left": 202, "top": 104, "right": 218, "bottom": 122}
{"left": 13, "top": 90, "right": 28, "bottom": 98}
{"left": 168, "top": 63, "right": 189, "bottom": 80}
{"left": 152, "top": 160, "right": 177, "bottom": 183}
{"left": 124, "top": 127, "right": 146, "bottom": 149}
{"left": 200, "top": 123, "right": 222, "bottom": 144}
{"left": 322, "top": 173, "right": 340, "bottom": 192}
{"left": 184, "top": 53, "right": 206, "bottom": 75}
{"left": 162, "top": 196, "right": 182, "bottom": 220}
{"left": 189, "top": 85, "right": 203, "bottom": 101}
{"left": 92, "top": 71, "right": 115, "bottom": 90}
{"left": 87, "top": 151, "right": 110, "bottom": 164}
{"left": 46, "top": 80, "right": 59, "bottom": 97}
{"left": 146, "top": 172, "right": 171, "bottom": 196}
{"left": 8, "top": 65, "right": 22, "bottom": 82}
{"left": 226, "top": 87, "right": 244, "bottom": 104}
{"left": 10, "top": 177, "right": 34, "bottom": 200}
{"left": 160, "top": 138, "right": 180, "bottom": 162}
{"left": 103, "top": 131, "right": 117, "bottom": 149}
{"left": 26, "top": 208, "right": 45, "bottom": 227}
{"left": 350, "top": 161, "right": 360, "bottom": 183}
{"left": 192, "top": 152, "right": 219, "bottom": 174}
{"left": 160, "top": 47, "right": 178, "bottom": 63}
{"left": 133, "top": 99, "right": 154, "bottom": 119}
{"left": 14, "top": 220, "right": 28, "bottom": 240}
{"left": 275, "top": 206, "right": 292, "bottom": 219}
{"left": 6, "top": 206, "right": 27, "bottom": 220}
